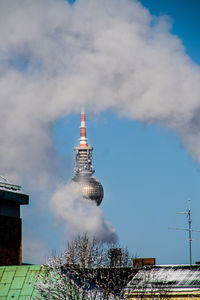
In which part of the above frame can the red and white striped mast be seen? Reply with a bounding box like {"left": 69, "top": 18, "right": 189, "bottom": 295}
{"left": 79, "top": 108, "right": 88, "bottom": 147}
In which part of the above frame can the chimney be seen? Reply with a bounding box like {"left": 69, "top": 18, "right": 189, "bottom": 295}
{"left": 109, "top": 248, "right": 122, "bottom": 267}
{"left": 133, "top": 258, "right": 156, "bottom": 267}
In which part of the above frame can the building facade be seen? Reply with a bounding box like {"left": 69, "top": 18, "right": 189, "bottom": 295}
{"left": 0, "top": 179, "right": 29, "bottom": 266}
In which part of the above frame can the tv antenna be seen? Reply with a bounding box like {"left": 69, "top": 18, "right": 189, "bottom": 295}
{"left": 169, "top": 199, "right": 200, "bottom": 265}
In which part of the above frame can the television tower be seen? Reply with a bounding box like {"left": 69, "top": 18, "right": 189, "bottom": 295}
{"left": 72, "top": 110, "right": 104, "bottom": 206}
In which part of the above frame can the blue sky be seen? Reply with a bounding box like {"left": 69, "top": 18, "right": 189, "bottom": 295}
{"left": 50, "top": 0, "right": 200, "bottom": 265}
{"left": 1, "top": 0, "right": 198, "bottom": 265}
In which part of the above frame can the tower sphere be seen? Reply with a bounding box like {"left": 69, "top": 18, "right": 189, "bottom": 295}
{"left": 73, "top": 175, "right": 103, "bottom": 206}
{"left": 72, "top": 110, "right": 104, "bottom": 206}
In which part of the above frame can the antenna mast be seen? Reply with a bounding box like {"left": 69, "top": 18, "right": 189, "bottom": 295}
{"left": 188, "top": 200, "right": 192, "bottom": 265}
{"left": 169, "top": 199, "right": 200, "bottom": 265}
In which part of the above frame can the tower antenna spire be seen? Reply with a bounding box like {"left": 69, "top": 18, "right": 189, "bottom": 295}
{"left": 79, "top": 108, "right": 88, "bottom": 147}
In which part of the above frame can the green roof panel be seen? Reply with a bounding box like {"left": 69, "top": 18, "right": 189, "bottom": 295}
{"left": 7, "top": 289, "right": 20, "bottom": 299}
{"left": 29, "top": 265, "right": 41, "bottom": 271}
{"left": 20, "top": 282, "right": 34, "bottom": 296}
{"left": 3, "top": 266, "right": 17, "bottom": 271}
{"left": 0, "top": 265, "right": 41, "bottom": 299}
{"left": 25, "top": 270, "right": 38, "bottom": 283}
{"left": 10, "top": 276, "right": 25, "bottom": 289}
{"left": 1, "top": 271, "right": 15, "bottom": 284}
{"left": 0, "top": 268, "right": 5, "bottom": 281}
{"left": 15, "top": 267, "right": 28, "bottom": 277}
{"left": 0, "top": 283, "right": 11, "bottom": 297}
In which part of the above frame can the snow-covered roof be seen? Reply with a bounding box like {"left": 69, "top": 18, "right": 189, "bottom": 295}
{"left": 126, "top": 265, "right": 200, "bottom": 292}
{"left": 0, "top": 174, "right": 21, "bottom": 193}
{"left": 0, "top": 175, "right": 29, "bottom": 204}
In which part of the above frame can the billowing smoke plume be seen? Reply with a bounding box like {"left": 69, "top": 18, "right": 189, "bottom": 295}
{"left": 0, "top": 0, "right": 200, "bottom": 186}
{"left": 0, "top": 0, "right": 200, "bottom": 259}
{"left": 50, "top": 181, "right": 117, "bottom": 243}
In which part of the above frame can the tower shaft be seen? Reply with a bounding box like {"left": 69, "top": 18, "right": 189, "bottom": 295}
{"left": 72, "top": 111, "right": 103, "bottom": 206}
{"left": 74, "top": 145, "right": 94, "bottom": 176}
{"left": 74, "top": 111, "right": 94, "bottom": 176}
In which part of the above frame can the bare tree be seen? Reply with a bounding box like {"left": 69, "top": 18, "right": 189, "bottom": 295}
{"left": 33, "top": 234, "right": 135, "bottom": 300}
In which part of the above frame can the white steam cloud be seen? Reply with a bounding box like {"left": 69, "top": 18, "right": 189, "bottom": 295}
{"left": 0, "top": 0, "right": 200, "bottom": 186}
{"left": 0, "top": 0, "right": 200, "bottom": 258}
{"left": 50, "top": 181, "right": 117, "bottom": 243}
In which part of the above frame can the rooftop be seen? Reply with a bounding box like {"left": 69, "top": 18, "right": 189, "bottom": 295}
{"left": 0, "top": 177, "right": 29, "bottom": 205}
{"left": 0, "top": 265, "right": 41, "bottom": 299}
{"left": 126, "top": 265, "right": 200, "bottom": 292}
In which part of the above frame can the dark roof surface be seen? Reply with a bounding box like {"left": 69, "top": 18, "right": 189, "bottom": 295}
{"left": 0, "top": 189, "right": 29, "bottom": 205}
